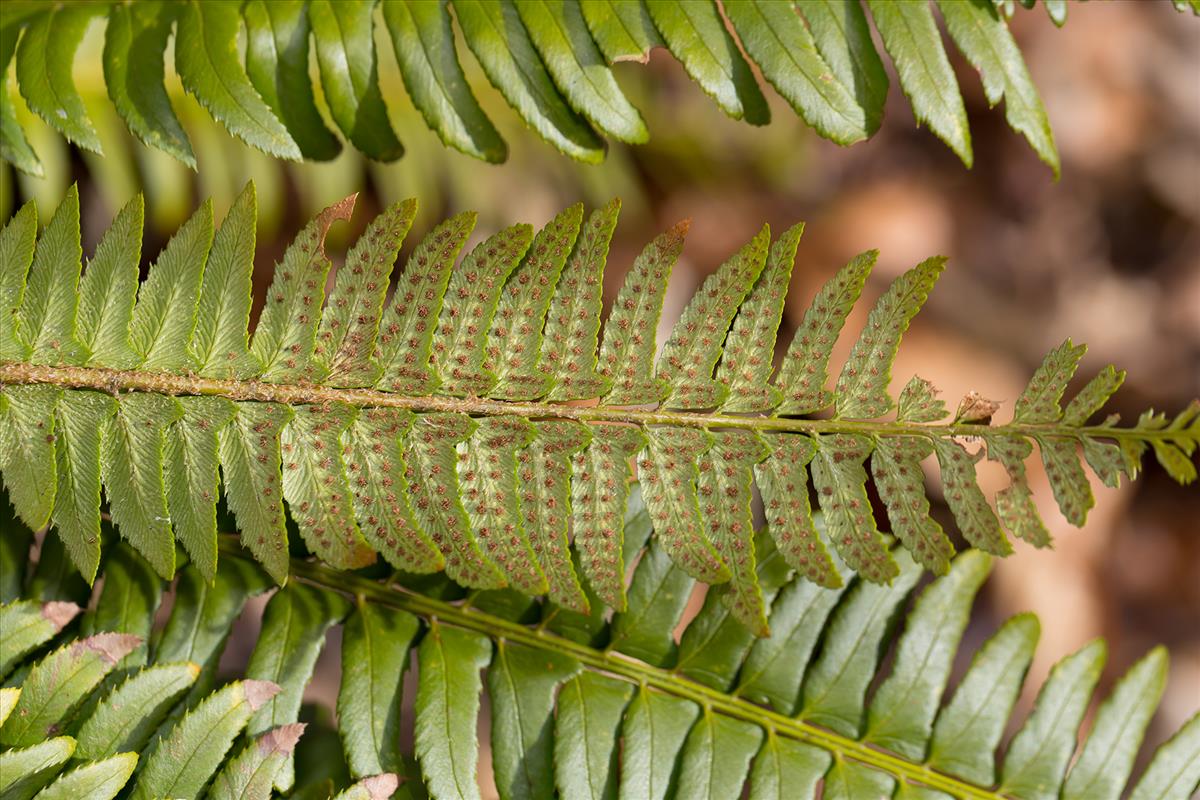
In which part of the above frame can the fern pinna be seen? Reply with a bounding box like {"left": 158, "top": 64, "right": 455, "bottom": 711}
{"left": 1, "top": 185, "right": 1198, "bottom": 633}
{"left": 6, "top": 0, "right": 1133, "bottom": 176}
{"left": 1, "top": 492, "right": 1198, "bottom": 799}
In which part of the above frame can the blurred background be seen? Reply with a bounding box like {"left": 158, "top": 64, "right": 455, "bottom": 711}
{"left": 2, "top": 1, "right": 1197, "bottom": 795}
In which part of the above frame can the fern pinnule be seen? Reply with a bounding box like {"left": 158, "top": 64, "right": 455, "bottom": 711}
{"left": 0, "top": 185, "right": 1198, "bottom": 629}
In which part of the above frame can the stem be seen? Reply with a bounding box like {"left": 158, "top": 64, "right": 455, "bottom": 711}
{"left": 215, "top": 538, "right": 1005, "bottom": 800}
{"left": 0, "top": 362, "right": 1184, "bottom": 445}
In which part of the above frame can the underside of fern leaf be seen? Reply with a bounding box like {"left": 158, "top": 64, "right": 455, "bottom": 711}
{"left": 0, "top": 187, "right": 1197, "bottom": 626}
{"left": 0, "top": 504, "right": 1196, "bottom": 800}
{"left": 11, "top": 0, "right": 1170, "bottom": 176}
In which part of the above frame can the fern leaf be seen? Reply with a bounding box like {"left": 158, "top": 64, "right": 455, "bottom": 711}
{"left": 867, "top": 0, "right": 972, "bottom": 165}
{"left": 191, "top": 183, "right": 259, "bottom": 379}
{"left": 243, "top": 0, "right": 342, "bottom": 162}
{"left": 101, "top": 393, "right": 181, "bottom": 579}
{"left": 128, "top": 679, "right": 281, "bottom": 800}
{"left": 1, "top": 385, "right": 59, "bottom": 531}
{"left": 210, "top": 724, "right": 304, "bottom": 800}
{"left": 50, "top": 390, "right": 113, "bottom": 582}
{"left": 244, "top": 583, "right": 349, "bottom": 792}
{"left": 434, "top": 223, "right": 532, "bottom": 396}
{"left": 776, "top": 249, "right": 875, "bottom": 415}
{"left": 77, "top": 195, "right": 142, "bottom": 369}
{"left": 987, "top": 433, "right": 1052, "bottom": 547}
{"left": 1015, "top": 338, "right": 1088, "bottom": 423}
{"left": 415, "top": 621, "right": 491, "bottom": 800}
{"left": 375, "top": 212, "right": 476, "bottom": 393}
{"left": 725, "top": 0, "right": 869, "bottom": 144}
{"left": 307, "top": 0, "right": 402, "bottom": 162}
{"left": 748, "top": 733, "right": 830, "bottom": 800}
{"left": 697, "top": 430, "right": 771, "bottom": 633}
{"left": 130, "top": 201, "right": 212, "bottom": 372}
{"left": 897, "top": 375, "right": 949, "bottom": 422}
{"left": 620, "top": 687, "right": 697, "bottom": 799}
{"left": 645, "top": 0, "right": 770, "bottom": 125}
{"left": 542, "top": 199, "right": 618, "bottom": 400}
{"left": 720, "top": 222, "right": 803, "bottom": 413}
{"left": 599, "top": 220, "right": 688, "bottom": 404}
{"left": 253, "top": 196, "right": 355, "bottom": 383}
{"left": 460, "top": 415, "right": 546, "bottom": 594}
{"left": 282, "top": 403, "right": 376, "bottom": 569}
{"left": 489, "top": 641, "right": 580, "bottom": 800}
{"left": 755, "top": 432, "right": 840, "bottom": 587}
{"left": 15, "top": 5, "right": 103, "bottom": 154}
{"left": 836, "top": 256, "right": 945, "bottom": 419}
{"left": 21, "top": 186, "right": 85, "bottom": 366}
{"left": 338, "top": 601, "right": 420, "bottom": 779}
{"left": 675, "top": 710, "right": 763, "bottom": 799}
{"left": 516, "top": 0, "right": 648, "bottom": 144}
{"left": 0, "top": 632, "right": 140, "bottom": 747}
{"left": 1129, "top": 711, "right": 1200, "bottom": 800}
{"left": 998, "top": 639, "right": 1106, "bottom": 799}
{"left": 1040, "top": 436, "right": 1095, "bottom": 526}
{"left": 737, "top": 566, "right": 848, "bottom": 714}
{"left": 30, "top": 752, "right": 138, "bottom": 800}
{"left": 0, "top": 600, "right": 78, "bottom": 678}
{"left": 1063, "top": 364, "right": 1126, "bottom": 425}
{"left": 811, "top": 433, "right": 898, "bottom": 582}
{"left": 383, "top": 0, "right": 505, "bottom": 163}
{"left": 3, "top": 525, "right": 1198, "bottom": 800}
{"left": 165, "top": 397, "right": 235, "bottom": 580}
{"left": 104, "top": 2, "right": 194, "bottom": 168}
{"left": 455, "top": 0, "right": 605, "bottom": 163}
{"left": 81, "top": 542, "right": 161, "bottom": 668}
{"left": 658, "top": 225, "right": 768, "bottom": 409}
{"left": 487, "top": 203, "right": 582, "bottom": 400}
{"left": 346, "top": 408, "right": 443, "bottom": 573}
{"left": 0, "top": 736, "right": 76, "bottom": 800}
{"left": 796, "top": 0, "right": 888, "bottom": 137}
{"left": 173, "top": 0, "right": 300, "bottom": 160}
{"left": 938, "top": 0, "right": 1059, "bottom": 176}
{"left": 572, "top": 423, "right": 646, "bottom": 610}
{"left": 928, "top": 613, "right": 1039, "bottom": 784}
{"left": 798, "top": 550, "right": 922, "bottom": 736}
{"left": 0, "top": 16, "right": 40, "bottom": 176}
{"left": 580, "top": 0, "right": 662, "bottom": 65}
{"left": 932, "top": 438, "right": 1012, "bottom": 555}
{"left": 219, "top": 402, "right": 293, "bottom": 584}
{"left": 406, "top": 412, "right": 504, "bottom": 589}
{"left": 675, "top": 529, "right": 792, "bottom": 689}
{"left": 639, "top": 426, "right": 728, "bottom": 583}
{"left": 554, "top": 671, "right": 632, "bottom": 800}
{"left": 0, "top": 0, "right": 1077, "bottom": 169}
{"left": 1062, "top": 646, "right": 1167, "bottom": 800}
{"left": 520, "top": 420, "right": 592, "bottom": 611}
{"left": 864, "top": 551, "right": 990, "bottom": 758}
{"left": 873, "top": 436, "right": 955, "bottom": 574}
{"left": 74, "top": 662, "right": 199, "bottom": 760}
{"left": 0, "top": 201, "right": 36, "bottom": 360}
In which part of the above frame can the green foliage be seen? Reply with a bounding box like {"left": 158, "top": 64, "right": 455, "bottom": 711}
{"left": 14, "top": 0, "right": 1174, "bottom": 175}
{"left": 0, "top": 510, "right": 1195, "bottom": 799}
{"left": 1, "top": 188, "right": 1197, "bottom": 630}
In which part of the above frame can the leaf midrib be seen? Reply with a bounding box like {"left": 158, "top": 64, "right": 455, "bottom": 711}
{"left": 2, "top": 361, "right": 1184, "bottom": 448}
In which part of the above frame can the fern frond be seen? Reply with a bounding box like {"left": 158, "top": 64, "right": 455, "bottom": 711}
{"left": 1, "top": 188, "right": 1197, "bottom": 624}
{"left": 13, "top": 0, "right": 1170, "bottom": 176}
{"left": 1, "top": 505, "right": 1197, "bottom": 799}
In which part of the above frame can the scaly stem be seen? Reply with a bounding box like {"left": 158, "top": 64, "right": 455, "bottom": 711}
{"left": 1, "top": 362, "right": 1186, "bottom": 446}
